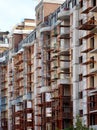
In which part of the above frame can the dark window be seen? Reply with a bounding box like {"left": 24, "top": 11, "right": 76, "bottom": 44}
{"left": 79, "top": 91, "right": 83, "bottom": 99}
{"left": 79, "top": 109, "right": 83, "bottom": 117}
{"left": 90, "top": 57, "right": 94, "bottom": 69}
{"left": 79, "top": 19, "right": 83, "bottom": 26}
{"left": 0, "top": 36, "right": 3, "bottom": 41}
{"left": 80, "top": 0, "right": 83, "bottom": 8}
{"left": 79, "top": 74, "right": 83, "bottom": 81}
{"left": 91, "top": 17, "right": 95, "bottom": 24}
{"left": 93, "top": 0, "right": 96, "bottom": 6}
{"left": 79, "top": 56, "right": 83, "bottom": 64}
{"left": 72, "top": 0, "right": 76, "bottom": 7}
{"left": 79, "top": 39, "right": 83, "bottom": 46}
{"left": 90, "top": 76, "right": 94, "bottom": 88}
{"left": 90, "top": 114, "right": 95, "bottom": 125}
{"left": 90, "top": 37, "right": 94, "bottom": 49}
{"left": 90, "top": 96, "right": 95, "bottom": 110}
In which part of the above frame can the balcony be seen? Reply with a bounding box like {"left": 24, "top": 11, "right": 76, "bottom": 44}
{"left": 40, "top": 22, "right": 51, "bottom": 33}
{"left": 40, "top": 86, "right": 51, "bottom": 93}
{"left": 91, "top": 26, "right": 97, "bottom": 33}
{"left": 90, "top": 68, "right": 97, "bottom": 74}
{"left": 51, "top": 75, "right": 58, "bottom": 81}
{"left": 40, "top": 26, "right": 51, "bottom": 33}
{"left": 1, "top": 105, "right": 8, "bottom": 111}
{"left": 51, "top": 62, "right": 58, "bottom": 69}
{"left": 57, "top": 68, "right": 70, "bottom": 74}
{"left": 60, "top": 61, "right": 69, "bottom": 69}
{"left": 16, "top": 96, "right": 23, "bottom": 104}
{"left": 79, "top": 18, "right": 96, "bottom": 30}
{"left": 91, "top": 6, "right": 97, "bottom": 12}
{"left": 80, "top": 32, "right": 94, "bottom": 40}
{"left": 81, "top": 1, "right": 93, "bottom": 14}
{"left": 81, "top": 43, "right": 94, "bottom": 53}
{"left": 23, "top": 92, "right": 32, "bottom": 100}
{"left": 90, "top": 48, "right": 97, "bottom": 53}
{"left": 57, "top": 78, "right": 70, "bottom": 85}
{"left": 58, "top": 9, "right": 70, "bottom": 20}
{"left": 59, "top": 27, "right": 70, "bottom": 39}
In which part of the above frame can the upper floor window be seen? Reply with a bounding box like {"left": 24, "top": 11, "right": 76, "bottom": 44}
{"left": 90, "top": 56, "right": 94, "bottom": 69}
{"left": 93, "top": 0, "right": 96, "bottom": 6}
{"left": 90, "top": 37, "right": 94, "bottom": 49}
{"left": 79, "top": 56, "right": 83, "bottom": 64}
{"left": 80, "top": 0, "right": 83, "bottom": 8}
{"left": 79, "top": 74, "right": 83, "bottom": 81}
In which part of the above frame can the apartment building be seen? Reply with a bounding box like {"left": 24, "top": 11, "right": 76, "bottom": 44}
{"left": 78, "top": 0, "right": 97, "bottom": 129}
{"left": 0, "top": 19, "right": 35, "bottom": 130}
{"left": 0, "top": 31, "right": 9, "bottom": 130}
{"left": 0, "top": 0, "right": 97, "bottom": 130}
{"left": 0, "top": 31, "right": 9, "bottom": 53}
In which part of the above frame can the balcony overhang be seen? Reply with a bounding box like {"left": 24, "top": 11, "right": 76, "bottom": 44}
{"left": 57, "top": 79, "right": 71, "bottom": 85}
{"left": 40, "top": 26, "right": 51, "bottom": 33}
{"left": 90, "top": 68, "right": 97, "bottom": 74}
{"left": 79, "top": 24, "right": 96, "bottom": 30}
{"left": 81, "top": 48, "right": 93, "bottom": 53}
{"left": 58, "top": 10, "right": 70, "bottom": 20}
{"left": 90, "top": 6, "right": 97, "bottom": 12}
{"left": 40, "top": 86, "right": 51, "bottom": 93}
{"left": 58, "top": 34, "right": 70, "bottom": 39}
{"left": 91, "top": 26, "right": 97, "bottom": 33}
{"left": 58, "top": 49, "right": 70, "bottom": 56}
{"left": 80, "top": 33, "right": 94, "bottom": 40}
{"left": 89, "top": 88, "right": 97, "bottom": 95}
{"left": 90, "top": 48, "right": 97, "bottom": 53}
{"left": 83, "top": 73, "right": 95, "bottom": 78}
{"left": 81, "top": 7, "right": 93, "bottom": 14}
{"left": 22, "top": 42, "right": 34, "bottom": 48}
{"left": 82, "top": 60, "right": 95, "bottom": 65}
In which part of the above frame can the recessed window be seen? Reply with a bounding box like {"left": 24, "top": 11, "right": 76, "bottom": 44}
{"left": 79, "top": 56, "right": 83, "bottom": 64}
{"left": 90, "top": 37, "right": 94, "bottom": 49}
{"left": 79, "top": 91, "right": 83, "bottom": 99}
{"left": 80, "top": 0, "right": 83, "bottom": 8}
{"left": 93, "top": 0, "right": 96, "bottom": 6}
{"left": 90, "top": 76, "right": 94, "bottom": 88}
{"left": 90, "top": 57, "right": 94, "bottom": 69}
{"left": 79, "top": 74, "right": 83, "bottom": 81}
{"left": 79, "top": 39, "right": 83, "bottom": 46}
{"left": 79, "top": 109, "right": 83, "bottom": 117}
{"left": 90, "top": 114, "right": 95, "bottom": 125}
{"left": 79, "top": 19, "right": 83, "bottom": 26}
{"left": 90, "top": 96, "right": 95, "bottom": 110}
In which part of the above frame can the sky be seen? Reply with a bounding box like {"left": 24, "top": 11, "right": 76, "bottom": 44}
{"left": 0, "top": 0, "right": 38, "bottom": 31}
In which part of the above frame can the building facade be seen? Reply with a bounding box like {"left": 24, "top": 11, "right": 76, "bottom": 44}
{"left": 0, "top": 0, "right": 97, "bottom": 130}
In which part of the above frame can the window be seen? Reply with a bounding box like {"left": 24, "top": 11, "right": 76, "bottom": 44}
{"left": 79, "top": 39, "right": 83, "bottom": 46}
{"left": 79, "top": 74, "right": 83, "bottom": 81}
{"left": 79, "top": 19, "right": 83, "bottom": 26}
{"left": 80, "top": 0, "right": 83, "bottom": 8}
{"left": 79, "top": 56, "right": 83, "bottom": 64}
{"left": 93, "top": 0, "right": 96, "bottom": 6}
{"left": 72, "top": 0, "right": 76, "bottom": 8}
{"left": 79, "top": 109, "right": 83, "bottom": 117}
{"left": 90, "top": 114, "right": 95, "bottom": 125}
{"left": 90, "top": 76, "right": 94, "bottom": 88}
{"left": 91, "top": 17, "right": 95, "bottom": 25}
{"left": 37, "top": 12, "right": 40, "bottom": 20}
{"left": 79, "top": 91, "right": 83, "bottom": 99}
{"left": 90, "top": 37, "right": 94, "bottom": 49}
{"left": 90, "top": 96, "right": 95, "bottom": 110}
{"left": 90, "top": 57, "right": 94, "bottom": 69}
